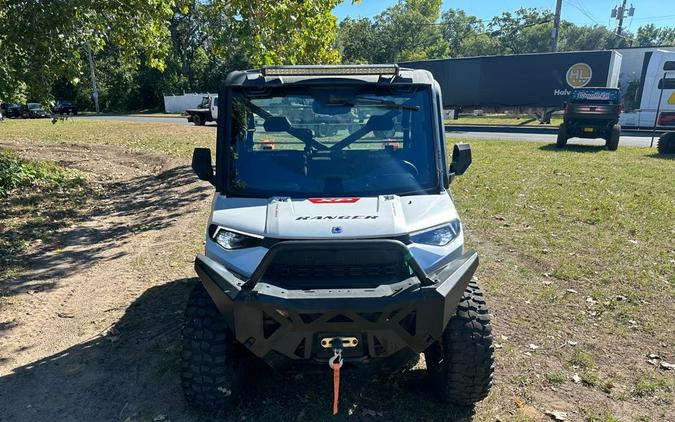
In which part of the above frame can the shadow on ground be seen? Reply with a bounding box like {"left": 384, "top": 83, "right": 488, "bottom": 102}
{"left": 0, "top": 278, "right": 474, "bottom": 422}
{"left": 1, "top": 165, "right": 209, "bottom": 297}
{"left": 647, "top": 152, "right": 675, "bottom": 160}
{"left": 538, "top": 143, "right": 608, "bottom": 153}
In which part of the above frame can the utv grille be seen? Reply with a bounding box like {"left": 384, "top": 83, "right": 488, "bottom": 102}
{"left": 251, "top": 240, "right": 424, "bottom": 290}
{"left": 266, "top": 262, "right": 405, "bottom": 282}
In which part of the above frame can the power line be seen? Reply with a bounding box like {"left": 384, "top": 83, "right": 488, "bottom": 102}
{"left": 565, "top": 0, "right": 600, "bottom": 25}
{"left": 629, "top": 14, "right": 675, "bottom": 22}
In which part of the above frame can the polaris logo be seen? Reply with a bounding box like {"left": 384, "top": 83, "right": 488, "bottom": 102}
{"left": 296, "top": 215, "right": 378, "bottom": 220}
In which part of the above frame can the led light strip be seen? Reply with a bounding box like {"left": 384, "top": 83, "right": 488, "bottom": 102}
{"left": 262, "top": 65, "right": 399, "bottom": 77}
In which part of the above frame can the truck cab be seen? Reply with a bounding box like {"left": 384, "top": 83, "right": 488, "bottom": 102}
{"left": 186, "top": 94, "right": 218, "bottom": 126}
{"left": 620, "top": 50, "right": 675, "bottom": 129}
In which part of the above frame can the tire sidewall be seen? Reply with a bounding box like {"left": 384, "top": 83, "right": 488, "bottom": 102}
{"left": 607, "top": 124, "right": 620, "bottom": 151}
{"left": 556, "top": 123, "right": 568, "bottom": 148}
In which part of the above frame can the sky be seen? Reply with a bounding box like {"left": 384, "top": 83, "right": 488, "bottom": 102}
{"left": 332, "top": 0, "right": 675, "bottom": 30}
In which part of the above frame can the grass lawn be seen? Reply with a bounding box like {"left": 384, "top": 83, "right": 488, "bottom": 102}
{"left": 451, "top": 140, "right": 674, "bottom": 419}
{"left": 1, "top": 118, "right": 673, "bottom": 420}
{"left": 446, "top": 114, "right": 563, "bottom": 127}
{"left": 0, "top": 119, "right": 214, "bottom": 157}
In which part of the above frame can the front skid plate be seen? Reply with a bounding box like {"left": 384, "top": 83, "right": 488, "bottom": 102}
{"left": 194, "top": 250, "right": 478, "bottom": 361}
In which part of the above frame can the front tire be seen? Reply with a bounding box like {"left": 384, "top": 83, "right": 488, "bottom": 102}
{"left": 657, "top": 132, "right": 675, "bottom": 155}
{"left": 556, "top": 123, "right": 568, "bottom": 148}
{"left": 181, "top": 284, "right": 247, "bottom": 411}
{"left": 606, "top": 124, "right": 620, "bottom": 151}
{"left": 425, "top": 282, "right": 494, "bottom": 406}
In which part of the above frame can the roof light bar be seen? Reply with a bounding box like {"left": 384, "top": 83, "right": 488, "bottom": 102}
{"left": 262, "top": 65, "right": 399, "bottom": 77}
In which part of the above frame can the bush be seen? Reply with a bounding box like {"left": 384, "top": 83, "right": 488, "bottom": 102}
{"left": 0, "top": 149, "right": 86, "bottom": 196}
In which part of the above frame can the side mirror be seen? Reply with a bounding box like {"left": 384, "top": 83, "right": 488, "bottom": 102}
{"left": 263, "top": 116, "right": 291, "bottom": 132}
{"left": 192, "top": 148, "right": 214, "bottom": 185}
{"left": 367, "top": 115, "right": 395, "bottom": 131}
{"left": 449, "top": 143, "right": 472, "bottom": 179}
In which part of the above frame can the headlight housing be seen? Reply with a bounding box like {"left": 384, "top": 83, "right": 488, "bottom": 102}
{"left": 211, "top": 227, "right": 262, "bottom": 250}
{"left": 410, "top": 220, "right": 461, "bottom": 246}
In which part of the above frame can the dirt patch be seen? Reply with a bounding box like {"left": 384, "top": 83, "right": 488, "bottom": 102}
{"left": 0, "top": 141, "right": 211, "bottom": 420}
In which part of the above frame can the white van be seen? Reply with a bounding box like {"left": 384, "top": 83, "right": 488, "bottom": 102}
{"left": 620, "top": 50, "right": 675, "bottom": 129}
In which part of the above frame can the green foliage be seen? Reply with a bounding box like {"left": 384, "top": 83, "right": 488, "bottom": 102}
{"left": 0, "top": 149, "right": 86, "bottom": 197}
{"left": 1, "top": 0, "right": 346, "bottom": 109}
{"left": 559, "top": 23, "right": 617, "bottom": 51}
{"left": 4, "top": 1, "right": 674, "bottom": 110}
{"left": 339, "top": 5, "right": 674, "bottom": 63}
{"left": 209, "top": 0, "right": 343, "bottom": 66}
{"left": 488, "top": 8, "right": 554, "bottom": 54}
{"left": 0, "top": 0, "right": 175, "bottom": 103}
{"left": 338, "top": 0, "right": 448, "bottom": 63}
{"left": 636, "top": 24, "right": 675, "bottom": 47}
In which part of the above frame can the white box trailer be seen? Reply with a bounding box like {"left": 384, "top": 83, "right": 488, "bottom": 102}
{"left": 163, "top": 93, "right": 216, "bottom": 113}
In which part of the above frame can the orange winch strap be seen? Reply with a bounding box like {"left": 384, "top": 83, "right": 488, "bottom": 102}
{"left": 332, "top": 362, "right": 340, "bottom": 415}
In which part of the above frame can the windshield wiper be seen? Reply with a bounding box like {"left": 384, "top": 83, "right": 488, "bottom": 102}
{"left": 346, "top": 97, "right": 420, "bottom": 111}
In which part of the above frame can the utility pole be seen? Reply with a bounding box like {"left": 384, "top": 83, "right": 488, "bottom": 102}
{"left": 611, "top": 1, "right": 635, "bottom": 37}
{"left": 551, "top": 0, "right": 563, "bottom": 52}
{"left": 85, "top": 42, "right": 100, "bottom": 114}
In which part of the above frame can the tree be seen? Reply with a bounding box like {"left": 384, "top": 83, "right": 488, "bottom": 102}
{"left": 338, "top": 0, "right": 448, "bottom": 63}
{"left": 208, "top": 0, "right": 343, "bottom": 67}
{"left": 338, "top": 18, "right": 382, "bottom": 64}
{"left": 558, "top": 23, "right": 617, "bottom": 51}
{"left": 440, "top": 9, "right": 489, "bottom": 57}
{"left": 487, "top": 8, "right": 553, "bottom": 54}
{"left": 0, "top": 0, "right": 174, "bottom": 102}
{"left": 635, "top": 24, "right": 675, "bottom": 47}
{"left": 1, "top": 0, "right": 348, "bottom": 107}
{"left": 374, "top": 0, "right": 448, "bottom": 62}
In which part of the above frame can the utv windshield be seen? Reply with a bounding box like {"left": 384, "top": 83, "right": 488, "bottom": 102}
{"left": 570, "top": 88, "right": 620, "bottom": 104}
{"left": 226, "top": 86, "right": 439, "bottom": 197}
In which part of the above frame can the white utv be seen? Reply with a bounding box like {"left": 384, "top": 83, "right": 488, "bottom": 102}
{"left": 185, "top": 65, "right": 493, "bottom": 412}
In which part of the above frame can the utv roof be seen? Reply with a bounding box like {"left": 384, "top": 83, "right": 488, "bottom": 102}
{"left": 223, "top": 65, "right": 435, "bottom": 88}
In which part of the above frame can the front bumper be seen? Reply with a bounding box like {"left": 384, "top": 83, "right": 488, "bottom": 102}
{"left": 194, "top": 240, "right": 478, "bottom": 364}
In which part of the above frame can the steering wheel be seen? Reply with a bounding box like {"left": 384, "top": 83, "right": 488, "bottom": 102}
{"left": 400, "top": 160, "right": 419, "bottom": 177}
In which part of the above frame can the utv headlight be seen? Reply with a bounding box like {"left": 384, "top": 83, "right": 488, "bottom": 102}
{"left": 410, "top": 220, "right": 461, "bottom": 246}
{"left": 211, "top": 227, "right": 262, "bottom": 250}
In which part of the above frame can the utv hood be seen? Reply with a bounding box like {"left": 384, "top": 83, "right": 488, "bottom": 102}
{"left": 210, "top": 194, "right": 458, "bottom": 239}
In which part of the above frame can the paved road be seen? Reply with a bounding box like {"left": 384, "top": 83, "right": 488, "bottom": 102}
{"left": 445, "top": 124, "right": 664, "bottom": 148}
{"left": 446, "top": 129, "right": 660, "bottom": 148}
{"left": 77, "top": 115, "right": 662, "bottom": 148}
